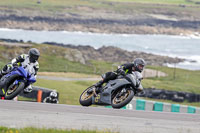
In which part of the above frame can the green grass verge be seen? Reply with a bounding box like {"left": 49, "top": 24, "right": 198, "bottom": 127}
{"left": 34, "top": 79, "right": 95, "bottom": 105}
{"left": 143, "top": 66, "right": 200, "bottom": 94}
{"left": 0, "top": 0, "right": 199, "bottom": 7}
{"left": 0, "top": 0, "right": 199, "bottom": 16}
{"left": 0, "top": 127, "right": 113, "bottom": 133}
{"left": 0, "top": 0, "right": 111, "bottom": 13}
{"left": 108, "top": 0, "right": 200, "bottom": 5}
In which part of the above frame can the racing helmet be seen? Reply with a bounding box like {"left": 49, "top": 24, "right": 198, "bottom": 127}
{"left": 133, "top": 58, "right": 146, "bottom": 72}
{"left": 50, "top": 91, "right": 57, "bottom": 99}
{"left": 28, "top": 48, "right": 40, "bottom": 63}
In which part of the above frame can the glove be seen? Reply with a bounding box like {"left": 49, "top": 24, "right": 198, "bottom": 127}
{"left": 117, "top": 69, "right": 126, "bottom": 76}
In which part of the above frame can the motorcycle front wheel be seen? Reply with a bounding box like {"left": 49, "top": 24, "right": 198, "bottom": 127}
{"left": 111, "top": 89, "right": 134, "bottom": 109}
{"left": 79, "top": 86, "right": 95, "bottom": 106}
{"left": 5, "top": 80, "right": 25, "bottom": 100}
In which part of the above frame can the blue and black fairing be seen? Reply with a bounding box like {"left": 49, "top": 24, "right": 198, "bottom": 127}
{"left": 6, "top": 66, "right": 36, "bottom": 84}
{"left": 0, "top": 66, "right": 36, "bottom": 96}
{"left": 6, "top": 66, "right": 28, "bottom": 79}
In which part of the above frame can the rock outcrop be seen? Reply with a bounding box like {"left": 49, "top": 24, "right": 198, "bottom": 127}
{"left": 44, "top": 42, "right": 184, "bottom": 66}
{"left": 0, "top": 40, "right": 184, "bottom": 66}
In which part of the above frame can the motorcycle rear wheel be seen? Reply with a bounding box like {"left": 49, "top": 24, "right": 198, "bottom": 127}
{"left": 111, "top": 89, "right": 134, "bottom": 109}
{"left": 79, "top": 86, "right": 95, "bottom": 106}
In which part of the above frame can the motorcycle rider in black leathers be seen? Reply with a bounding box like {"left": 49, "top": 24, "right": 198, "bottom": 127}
{"left": 43, "top": 90, "right": 59, "bottom": 104}
{"left": 0, "top": 48, "right": 40, "bottom": 93}
{"left": 93, "top": 58, "right": 146, "bottom": 93}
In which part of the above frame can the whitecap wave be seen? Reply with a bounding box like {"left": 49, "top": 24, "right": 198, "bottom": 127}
{"left": 166, "top": 61, "right": 200, "bottom": 71}
{"left": 0, "top": 28, "right": 22, "bottom": 31}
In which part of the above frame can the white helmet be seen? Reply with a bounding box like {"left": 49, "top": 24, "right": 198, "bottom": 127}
{"left": 50, "top": 91, "right": 57, "bottom": 99}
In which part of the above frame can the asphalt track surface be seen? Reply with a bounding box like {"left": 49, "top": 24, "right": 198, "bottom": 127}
{"left": 0, "top": 100, "right": 200, "bottom": 133}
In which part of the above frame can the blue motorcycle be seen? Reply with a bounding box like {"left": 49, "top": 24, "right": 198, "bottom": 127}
{"left": 0, "top": 65, "right": 36, "bottom": 100}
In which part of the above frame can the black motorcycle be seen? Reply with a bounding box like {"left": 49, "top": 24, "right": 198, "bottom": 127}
{"left": 79, "top": 71, "right": 143, "bottom": 109}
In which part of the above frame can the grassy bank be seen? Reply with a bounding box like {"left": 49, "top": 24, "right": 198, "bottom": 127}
{"left": 0, "top": 0, "right": 199, "bottom": 16}
{"left": 1, "top": 0, "right": 199, "bottom": 8}
{"left": 0, "top": 127, "right": 113, "bottom": 133}
{"left": 34, "top": 79, "right": 95, "bottom": 105}
{"left": 108, "top": 0, "right": 200, "bottom": 5}
{"left": 144, "top": 66, "right": 200, "bottom": 93}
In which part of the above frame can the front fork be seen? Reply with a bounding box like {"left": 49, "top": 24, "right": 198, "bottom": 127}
{"left": 1, "top": 88, "right": 6, "bottom": 96}
{"left": 116, "top": 88, "right": 127, "bottom": 98}
{"left": 118, "top": 85, "right": 135, "bottom": 96}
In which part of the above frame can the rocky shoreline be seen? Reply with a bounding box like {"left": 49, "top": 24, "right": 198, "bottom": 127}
{"left": 0, "top": 14, "right": 200, "bottom": 36}
{"left": 0, "top": 1, "right": 200, "bottom": 36}
{"left": 46, "top": 42, "right": 184, "bottom": 66}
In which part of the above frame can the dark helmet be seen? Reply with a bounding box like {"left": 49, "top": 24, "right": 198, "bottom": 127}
{"left": 133, "top": 58, "right": 146, "bottom": 72}
{"left": 28, "top": 48, "right": 40, "bottom": 63}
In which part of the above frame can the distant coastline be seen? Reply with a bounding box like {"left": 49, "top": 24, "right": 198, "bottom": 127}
{"left": 0, "top": 14, "right": 200, "bottom": 36}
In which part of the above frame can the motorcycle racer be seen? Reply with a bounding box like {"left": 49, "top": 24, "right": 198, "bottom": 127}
{"left": 0, "top": 48, "right": 40, "bottom": 93}
{"left": 43, "top": 90, "right": 59, "bottom": 104}
{"left": 93, "top": 58, "right": 146, "bottom": 93}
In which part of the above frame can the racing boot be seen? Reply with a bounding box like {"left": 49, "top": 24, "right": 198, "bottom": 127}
{"left": 23, "top": 85, "right": 33, "bottom": 94}
{"left": 87, "top": 80, "right": 104, "bottom": 95}
{"left": 94, "top": 80, "right": 104, "bottom": 93}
